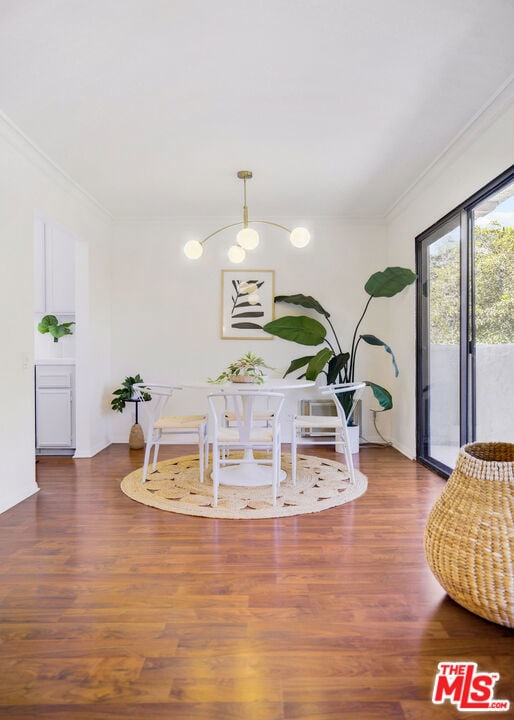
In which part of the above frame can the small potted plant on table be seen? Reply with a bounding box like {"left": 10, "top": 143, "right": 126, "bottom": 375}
{"left": 209, "top": 352, "right": 272, "bottom": 384}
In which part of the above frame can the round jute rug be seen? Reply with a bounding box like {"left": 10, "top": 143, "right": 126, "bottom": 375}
{"left": 120, "top": 452, "right": 367, "bottom": 519}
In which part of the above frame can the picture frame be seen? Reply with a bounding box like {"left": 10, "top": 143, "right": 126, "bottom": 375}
{"left": 221, "top": 270, "right": 275, "bottom": 339}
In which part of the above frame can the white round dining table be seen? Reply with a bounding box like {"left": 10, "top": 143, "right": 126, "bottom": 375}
{"left": 181, "top": 377, "right": 315, "bottom": 487}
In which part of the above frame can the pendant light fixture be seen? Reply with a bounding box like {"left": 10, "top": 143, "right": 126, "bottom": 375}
{"left": 183, "top": 170, "right": 311, "bottom": 263}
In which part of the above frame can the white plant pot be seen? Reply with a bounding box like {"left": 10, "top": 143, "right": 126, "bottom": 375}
{"left": 348, "top": 425, "right": 360, "bottom": 454}
{"left": 336, "top": 425, "right": 360, "bottom": 455}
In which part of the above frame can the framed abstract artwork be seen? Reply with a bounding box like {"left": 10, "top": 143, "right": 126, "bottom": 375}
{"left": 221, "top": 270, "right": 275, "bottom": 339}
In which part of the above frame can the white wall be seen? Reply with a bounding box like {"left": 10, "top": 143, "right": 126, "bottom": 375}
{"left": 0, "top": 115, "right": 112, "bottom": 512}
{"left": 385, "top": 98, "right": 514, "bottom": 459}
{"left": 110, "top": 217, "right": 396, "bottom": 443}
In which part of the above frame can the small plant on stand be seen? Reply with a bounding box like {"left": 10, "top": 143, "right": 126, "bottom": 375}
{"left": 111, "top": 374, "right": 151, "bottom": 449}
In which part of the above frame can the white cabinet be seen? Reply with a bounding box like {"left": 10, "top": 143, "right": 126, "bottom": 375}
{"left": 36, "top": 364, "right": 75, "bottom": 455}
{"left": 34, "top": 215, "right": 76, "bottom": 315}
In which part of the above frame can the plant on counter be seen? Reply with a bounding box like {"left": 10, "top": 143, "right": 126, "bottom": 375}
{"left": 262, "top": 266, "right": 416, "bottom": 416}
{"left": 209, "top": 351, "right": 272, "bottom": 384}
{"left": 111, "top": 374, "right": 151, "bottom": 413}
{"left": 37, "top": 314, "right": 75, "bottom": 342}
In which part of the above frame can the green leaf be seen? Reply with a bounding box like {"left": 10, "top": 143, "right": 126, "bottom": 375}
{"left": 263, "top": 316, "right": 326, "bottom": 346}
{"left": 360, "top": 334, "right": 399, "bottom": 377}
{"left": 274, "top": 294, "right": 330, "bottom": 318}
{"left": 365, "top": 381, "right": 393, "bottom": 411}
{"left": 39, "top": 315, "right": 58, "bottom": 327}
{"left": 49, "top": 325, "right": 71, "bottom": 340}
{"left": 283, "top": 355, "right": 315, "bottom": 377}
{"left": 335, "top": 390, "right": 356, "bottom": 423}
{"left": 327, "top": 352, "right": 350, "bottom": 384}
{"left": 364, "top": 267, "right": 416, "bottom": 298}
{"left": 111, "top": 397, "right": 125, "bottom": 412}
{"left": 305, "top": 348, "right": 333, "bottom": 380}
{"left": 37, "top": 315, "right": 59, "bottom": 333}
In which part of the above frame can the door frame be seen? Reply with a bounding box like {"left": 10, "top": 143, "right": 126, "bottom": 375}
{"left": 416, "top": 165, "right": 514, "bottom": 477}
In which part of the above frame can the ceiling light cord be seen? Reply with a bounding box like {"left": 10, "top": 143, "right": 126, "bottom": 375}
{"left": 183, "top": 170, "right": 311, "bottom": 263}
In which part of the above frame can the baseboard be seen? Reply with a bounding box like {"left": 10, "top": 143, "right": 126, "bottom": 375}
{"left": 391, "top": 439, "right": 416, "bottom": 461}
{"left": 74, "top": 439, "right": 111, "bottom": 458}
{"left": 0, "top": 484, "right": 40, "bottom": 515}
{"left": 37, "top": 448, "right": 75, "bottom": 456}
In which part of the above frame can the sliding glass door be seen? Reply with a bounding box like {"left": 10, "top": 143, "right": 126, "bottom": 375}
{"left": 417, "top": 168, "right": 514, "bottom": 476}
{"left": 418, "top": 215, "right": 463, "bottom": 470}
{"left": 472, "top": 183, "right": 514, "bottom": 443}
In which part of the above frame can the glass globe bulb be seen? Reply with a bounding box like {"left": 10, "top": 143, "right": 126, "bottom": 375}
{"left": 236, "top": 227, "right": 260, "bottom": 250}
{"left": 290, "top": 227, "right": 311, "bottom": 248}
{"left": 183, "top": 240, "right": 203, "bottom": 259}
{"left": 227, "top": 245, "right": 246, "bottom": 263}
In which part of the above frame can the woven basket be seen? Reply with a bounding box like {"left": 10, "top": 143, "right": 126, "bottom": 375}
{"left": 424, "top": 442, "right": 514, "bottom": 628}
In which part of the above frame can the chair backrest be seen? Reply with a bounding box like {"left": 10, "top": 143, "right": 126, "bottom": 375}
{"left": 209, "top": 391, "right": 284, "bottom": 442}
{"left": 132, "top": 383, "right": 182, "bottom": 424}
{"left": 223, "top": 392, "right": 274, "bottom": 424}
{"left": 320, "top": 382, "right": 366, "bottom": 426}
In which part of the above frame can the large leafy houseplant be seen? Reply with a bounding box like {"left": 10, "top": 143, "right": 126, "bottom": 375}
{"left": 262, "top": 266, "right": 416, "bottom": 416}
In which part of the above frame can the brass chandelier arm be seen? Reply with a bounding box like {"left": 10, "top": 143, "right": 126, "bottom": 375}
{"left": 200, "top": 219, "right": 292, "bottom": 246}
{"left": 200, "top": 222, "right": 244, "bottom": 246}
{"left": 250, "top": 219, "right": 293, "bottom": 233}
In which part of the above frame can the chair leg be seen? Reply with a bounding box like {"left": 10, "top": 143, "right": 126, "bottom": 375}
{"left": 342, "top": 426, "right": 355, "bottom": 485}
{"left": 151, "top": 430, "right": 161, "bottom": 472}
{"left": 212, "top": 439, "right": 219, "bottom": 506}
{"left": 291, "top": 421, "right": 298, "bottom": 487}
{"left": 141, "top": 426, "right": 154, "bottom": 484}
{"left": 198, "top": 423, "right": 205, "bottom": 484}
{"left": 204, "top": 426, "right": 209, "bottom": 476}
{"left": 272, "top": 435, "right": 281, "bottom": 505}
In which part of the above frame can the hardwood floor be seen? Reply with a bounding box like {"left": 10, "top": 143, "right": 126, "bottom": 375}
{"left": 0, "top": 444, "right": 512, "bottom": 719}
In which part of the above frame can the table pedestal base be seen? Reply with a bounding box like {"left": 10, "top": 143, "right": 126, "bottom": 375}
{"left": 212, "top": 465, "right": 287, "bottom": 487}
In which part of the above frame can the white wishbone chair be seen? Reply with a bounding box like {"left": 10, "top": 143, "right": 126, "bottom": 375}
{"left": 132, "top": 383, "right": 208, "bottom": 484}
{"left": 208, "top": 391, "right": 285, "bottom": 507}
{"left": 291, "top": 382, "right": 366, "bottom": 486}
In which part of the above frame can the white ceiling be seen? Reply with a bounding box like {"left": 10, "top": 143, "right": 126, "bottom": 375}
{"left": 1, "top": 0, "right": 514, "bottom": 219}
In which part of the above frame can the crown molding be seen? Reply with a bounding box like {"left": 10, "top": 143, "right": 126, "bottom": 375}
{"left": 114, "top": 213, "right": 385, "bottom": 225}
{"left": 386, "top": 73, "right": 514, "bottom": 222}
{"left": 0, "top": 111, "right": 112, "bottom": 221}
